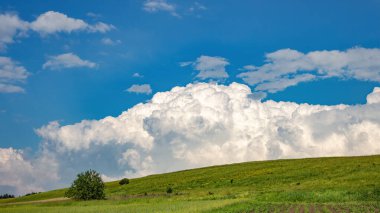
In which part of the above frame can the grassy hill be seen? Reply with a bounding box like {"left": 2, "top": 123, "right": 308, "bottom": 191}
{"left": 1, "top": 155, "right": 380, "bottom": 212}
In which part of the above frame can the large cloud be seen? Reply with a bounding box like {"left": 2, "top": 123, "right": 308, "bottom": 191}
{"left": 3, "top": 82, "right": 380, "bottom": 195}
{"left": 0, "top": 148, "right": 59, "bottom": 195}
{"left": 238, "top": 47, "right": 380, "bottom": 93}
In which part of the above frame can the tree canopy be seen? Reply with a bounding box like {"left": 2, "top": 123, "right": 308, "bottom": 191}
{"left": 65, "top": 170, "right": 105, "bottom": 200}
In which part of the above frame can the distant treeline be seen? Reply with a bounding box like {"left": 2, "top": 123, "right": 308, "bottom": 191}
{"left": 0, "top": 192, "right": 41, "bottom": 199}
{"left": 0, "top": 194, "right": 15, "bottom": 199}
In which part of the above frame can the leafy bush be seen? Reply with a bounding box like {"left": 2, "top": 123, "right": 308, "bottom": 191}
{"left": 166, "top": 186, "right": 173, "bottom": 194}
{"left": 119, "top": 178, "right": 130, "bottom": 185}
{"left": 65, "top": 169, "right": 105, "bottom": 200}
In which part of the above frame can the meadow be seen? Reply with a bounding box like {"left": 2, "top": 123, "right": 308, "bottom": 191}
{"left": 1, "top": 155, "right": 379, "bottom": 212}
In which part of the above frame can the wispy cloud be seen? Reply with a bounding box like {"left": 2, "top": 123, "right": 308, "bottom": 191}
{"left": 86, "top": 12, "right": 102, "bottom": 19}
{"left": 238, "top": 47, "right": 380, "bottom": 93}
{"left": 43, "top": 53, "right": 97, "bottom": 70}
{"left": 181, "top": 55, "right": 229, "bottom": 80}
{"left": 0, "top": 56, "right": 29, "bottom": 93}
{"left": 132, "top": 72, "right": 143, "bottom": 78}
{"left": 179, "top": 61, "right": 192, "bottom": 67}
{"left": 143, "top": 0, "right": 180, "bottom": 17}
{"left": 188, "top": 2, "right": 207, "bottom": 12}
{"left": 101, "top": 38, "right": 121, "bottom": 45}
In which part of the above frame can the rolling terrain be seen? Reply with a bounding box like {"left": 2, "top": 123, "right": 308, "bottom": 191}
{"left": 1, "top": 155, "right": 379, "bottom": 212}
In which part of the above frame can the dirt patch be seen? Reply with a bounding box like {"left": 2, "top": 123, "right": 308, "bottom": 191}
{"left": 0, "top": 197, "right": 70, "bottom": 206}
{"left": 289, "top": 205, "right": 295, "bottom": 213}
{"left": 309, "top": 204, "right": 315, "bottom": 213}
{"left": 317, "top": 204, "right": 325, "bottom": 212}
{"left": 299, "top": 205, "right": 305, "bottom": 213}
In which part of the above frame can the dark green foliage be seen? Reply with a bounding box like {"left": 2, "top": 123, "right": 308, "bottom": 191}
{"left": 166, "top": 186, "right": 173, "bottom": 194}
{"left": 119, "top": 178, "right": 129, "bottom": 185}
{"left": 25, "top": 192, "right": 40, "bottom": 196}
{"left": 0, "top": 194, "right": 14, "bottom": 199}
{"left": 65, "top": 170, "right": 105, "bottom": 200}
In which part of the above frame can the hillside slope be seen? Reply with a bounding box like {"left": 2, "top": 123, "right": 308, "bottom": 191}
{"left": 1, "top": 155, "right": 380, "bottom": 212}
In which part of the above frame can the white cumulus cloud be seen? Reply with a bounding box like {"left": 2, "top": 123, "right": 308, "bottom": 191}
{"left": 126, "top": 84, "right": 152, "bottom": 94}
{"left": 43, "top": 53, "right": 97, "bottom": 70}
{"left": 33, "top": 83, "right": 380, "bottom": 183}
{"left": 30, "top": 11, "right": 88, "bottom": 34}
{"left": 0, "top": 10, "right": 115, "bottom": 43}
{"left": 366, "top": 87, "right": 380, "bottom": 104}
{"left": 3, "top": 83, "right": 380, "bottom": 195}
{"left": 0, "top": 11, "right": 115, "bottom": 47}
{"left": 0, "top": 13, "right": 28, "bottom": 50}
{"left": 30, "top": 11, "right": 115, "bottom": 35}
{"left": 238, "top": 47, "right": 380, "bottom": 93}
{"left": 0, "top": 148, "right": 59, "bottom": 195}
{"left": 182, "top": 55, "right": 230, "bottom": 80}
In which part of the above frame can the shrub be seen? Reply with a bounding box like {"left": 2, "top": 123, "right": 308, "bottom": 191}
{"left": 25, "top": 192, "right": 40, "bottom": 196}
{"left": 119, "top": 178, "right": 130, "bottom": 185}
{"left": 166, "top": 186, "right": 173, "bottom": 194}
{"left": 65, "top": 169, "right": 105, "bottom": 200}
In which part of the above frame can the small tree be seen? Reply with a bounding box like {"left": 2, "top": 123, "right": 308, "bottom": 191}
{"left": 119, "top": 178, "right": 130, "bottom": 185}
{"left": 166, "top": 186, "right": 173, "bottom": 194}
{"left": 65, "top": 170, "right": 105, "bottom": 200}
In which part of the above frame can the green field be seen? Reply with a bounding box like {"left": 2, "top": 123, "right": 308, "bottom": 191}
{"left": 1, "top": 155, "right": 379, "bottom": 212}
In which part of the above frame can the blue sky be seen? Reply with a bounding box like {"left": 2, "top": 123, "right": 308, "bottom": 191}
{"left": 1, "top": 0, "right": 380, "bottom": 195}
{"left": 0, "top": 0, "right": 378, "bottom": 150}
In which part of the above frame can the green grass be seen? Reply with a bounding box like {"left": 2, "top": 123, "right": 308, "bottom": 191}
{"left": 1, "top": 155, "right": 380, "bottom": 212}
{"left": 0, "top": 198, "right": 242, "bottom": 213}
